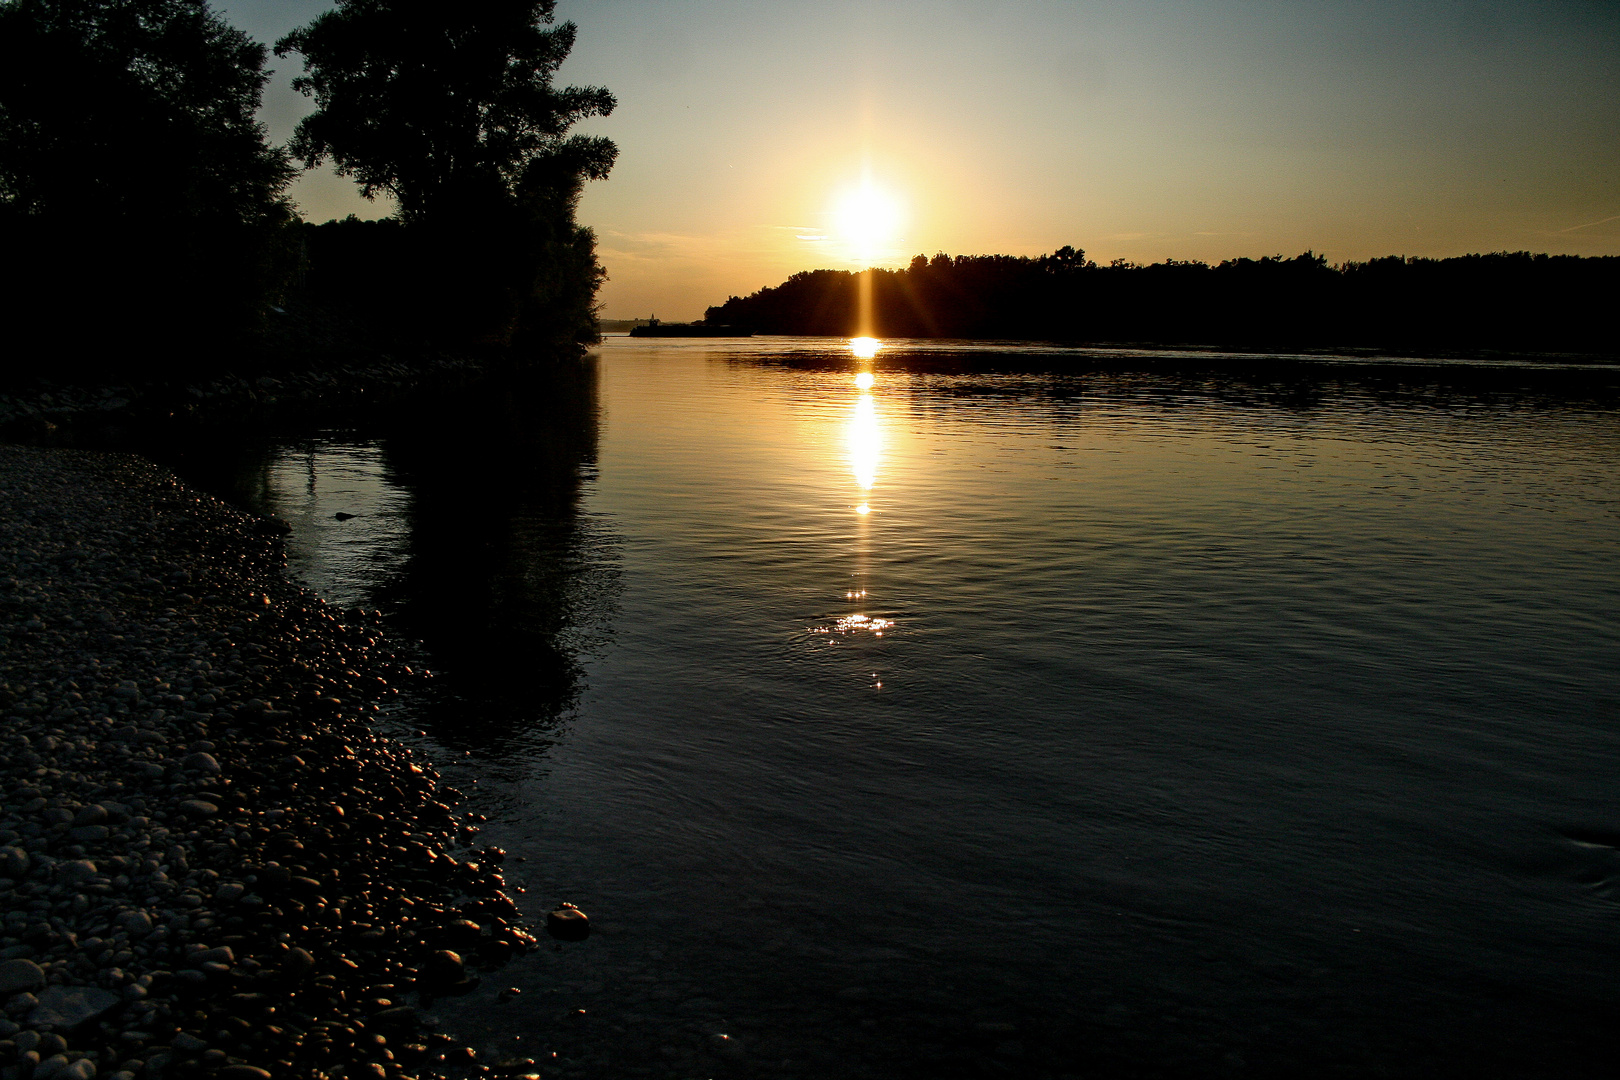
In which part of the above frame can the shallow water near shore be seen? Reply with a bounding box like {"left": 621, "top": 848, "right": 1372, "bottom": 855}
{"left": 167, "top": 338, "right": 1620, "bottom": 1077}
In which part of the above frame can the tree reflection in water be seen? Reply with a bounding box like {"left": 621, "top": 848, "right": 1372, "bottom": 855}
{"left": 374, "top": 360, "right": 619, "bottom": 754}
{"left": 151, "top": 359, "right": 618, "bottom": 759}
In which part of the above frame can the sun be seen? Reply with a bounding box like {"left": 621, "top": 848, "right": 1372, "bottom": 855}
{"left": 833, "top": 180, "right": 905, "bottom": 264}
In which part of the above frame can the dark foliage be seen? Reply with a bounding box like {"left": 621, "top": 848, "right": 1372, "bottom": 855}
{"left": 275, "top": 0, "right": 616, "bottom": 353}
{"left": 0, "top": 0, "right": 299, "bottom": 384}
{"left": 706, "top": 248, "right": 1619, "bottom": 355}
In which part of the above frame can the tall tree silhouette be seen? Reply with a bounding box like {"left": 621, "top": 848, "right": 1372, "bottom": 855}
{"left": 275, "top": 0, "right": 617, "bottom": 351}
{"left": 0, "top": 0, "right": 297, "bottom": 380}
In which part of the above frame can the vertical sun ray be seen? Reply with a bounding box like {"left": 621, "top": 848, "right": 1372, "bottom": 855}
{"left": 857, "top": 268, "right": 874, "bottom": 337}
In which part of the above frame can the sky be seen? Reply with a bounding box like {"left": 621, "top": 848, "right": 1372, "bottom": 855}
{"left": 220, "top": 1, "right": 1620, "bottom": 320}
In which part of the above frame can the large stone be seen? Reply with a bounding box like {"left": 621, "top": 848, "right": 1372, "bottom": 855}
{"left": 0, "top": 847, "right": 30, "bottom": 879}
{"left": 71, "top": 805, "right": 107, "bottom": 828}
{"left": 36, "top": 1058, "right": 96, "bottom": 1080}
{"left": 54, "top": 861, "right": 98, "bottom": 884}
{"left": 0, "top": 959, "right": 44, "bottom": 995}
{"left": 420, "top": 950, "right": 464, "bottom": 988}
{"left": 181, "top": 753, "right": 220, "bottom": 775}
{"left": 28, "top": 986, "right": 121, "bottom": 1030}
{"left": 444, "top": 919, "right": 482, "bottom": 949}
{"left": 282, "top": 948, "right": 314, "bottom": 979}
{"left": 34, "top": 1055, "right": 72, "bottom": 1080}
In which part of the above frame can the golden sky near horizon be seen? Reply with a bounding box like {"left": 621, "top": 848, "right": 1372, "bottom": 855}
{"left": 223, "top": 1, "right": 1620, "bottom": 320}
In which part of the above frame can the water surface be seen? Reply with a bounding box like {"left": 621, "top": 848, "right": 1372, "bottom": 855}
{"left": 189, "top": 339, "right": 1620, "bottom": 1078}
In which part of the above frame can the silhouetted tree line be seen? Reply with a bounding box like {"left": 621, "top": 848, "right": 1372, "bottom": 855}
{"left": 705, "top": 247, "right": 1618, "bottom": 355}
{"left": 0, "top": 0, "right": 614, "bottom": 387}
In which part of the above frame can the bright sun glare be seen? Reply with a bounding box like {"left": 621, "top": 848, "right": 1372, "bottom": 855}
{"left": 834, "top": 182, "right": 904, "bottom": 263}
{"left": 850, "top": 338, "right": 881, "bottom": 361}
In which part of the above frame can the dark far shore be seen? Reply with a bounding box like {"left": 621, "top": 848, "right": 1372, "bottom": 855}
{"left": 616, "top": 247, "right": 1618, "bottom": 361}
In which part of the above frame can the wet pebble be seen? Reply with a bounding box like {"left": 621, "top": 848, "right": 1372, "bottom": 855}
{"left": 422, "top": 950, "right": 466, "bottom": 988}
{"left": 546, "top": 904, "right": 589, "bottom": 942}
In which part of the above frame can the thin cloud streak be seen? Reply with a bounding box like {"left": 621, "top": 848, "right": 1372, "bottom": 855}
{"left": 1559, "top": 214, "right": 1620, "bottom": 233}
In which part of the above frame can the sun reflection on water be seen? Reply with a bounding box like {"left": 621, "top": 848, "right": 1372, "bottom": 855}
{"left": 809, "top": 613, "right": 894, "bottom": 637}
{"left": 850, "top": 391, "right": 880, "bottom": 494}
{"left": 804, "top": 359, "right": 897, "bottom": 642}
{"left": 850, "top": 337, "right": 881, "bottom": 360}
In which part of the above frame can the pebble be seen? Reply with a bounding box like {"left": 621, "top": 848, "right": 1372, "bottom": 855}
{"left": 422, "top": 950, "right": 466, "bottom": 988}
{"left": 181, "top": 752, "right": 220, "bottom": 775}
{"left": 70, "top": 805, "right": 106, "bottom": 827}
{"left": 0, "top": 847, "right": 29, "bottom": 878}
{"left": 218, "top": 1068, "right": 272, "bottom": 1080}
{"left": 54, "top": 860, "right": 98, "bottom": 883}
{"left": 0, "top": 959, "right": 44, "bottom": 995}
{"left": 28, "top": 986, "right": 121, "bottom": 1029}
{"left": 546, "top": 903, "right": 590, "bottom": 942}
{"left": 0, "top": 447, "right": 537, "bottom": 1080}
{"left": 33, "top": 1054, "right": 73, "bottom": 1080}
{"left": 369, "top": 1005, "right": 417, "bottom": 1028}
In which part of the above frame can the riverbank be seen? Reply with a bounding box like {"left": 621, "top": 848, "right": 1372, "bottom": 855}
{"left": 0, "top": 353, "right": 503, "bottom": 448}
{"left": 0, "top": 446, "right": 536, "bottom": 1080}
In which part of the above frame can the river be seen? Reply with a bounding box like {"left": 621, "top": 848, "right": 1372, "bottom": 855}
{"left": 167, "top": 337, "right": 1620, "bottom": 1078}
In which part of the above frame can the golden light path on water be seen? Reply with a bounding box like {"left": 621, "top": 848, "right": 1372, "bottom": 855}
{"left": 810, "top": 340, "right": 893, "bottom": 642}
{"left": 830, "top": 337, "right": 893, "bottom": 640}
{"left": 851, "top": 390, "right": 879, "bottom": 502}
{"left": 848, "top": 337, "right": 883, "bottom": 508}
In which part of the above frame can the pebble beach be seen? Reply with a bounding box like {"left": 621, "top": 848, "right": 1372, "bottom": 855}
{"left": 0, "top": 445, "right": 534, "bottom": 1080}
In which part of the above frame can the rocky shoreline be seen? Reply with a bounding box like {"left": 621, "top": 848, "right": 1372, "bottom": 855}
{"left": 0, "top": 446, "right": 536, "bottom": 1080}
{"left": 0, "top": 354, "right": 499, "bottom": 447}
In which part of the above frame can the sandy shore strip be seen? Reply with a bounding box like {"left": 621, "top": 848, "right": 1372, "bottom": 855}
{"left": 0, "top": 446, "right": 535, "bottom": 1080}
